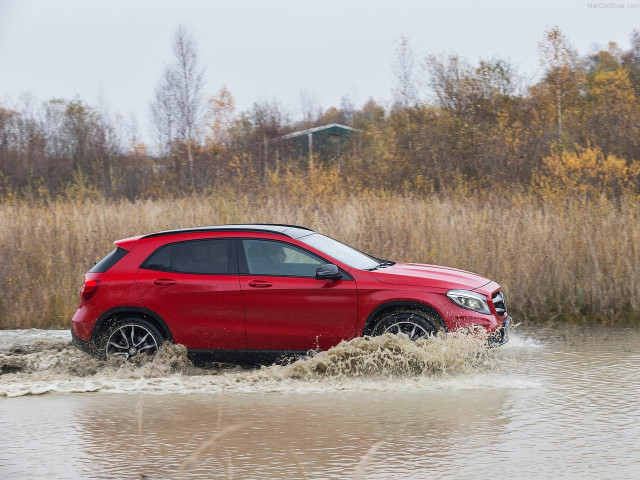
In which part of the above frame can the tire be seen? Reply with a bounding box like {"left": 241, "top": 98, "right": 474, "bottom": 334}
{"left": 103, "top": 317, "right": 164, "bottom": 360}
{"left": 371, "top": 310, "right": 440, "bottom": 340}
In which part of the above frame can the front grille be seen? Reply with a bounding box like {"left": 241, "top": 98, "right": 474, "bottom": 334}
{"left": 488, "top": 316, "right": 511, "bottom": 347}
{"left": 492, "top": 291, "right": 507, "bottom": 316}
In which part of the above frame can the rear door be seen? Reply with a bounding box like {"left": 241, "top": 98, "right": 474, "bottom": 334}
{"left": 239, "top": 238, "right": 358, "bottom": 352}
{"left": 136, "top": 238, "right": 245, "bottom": 350}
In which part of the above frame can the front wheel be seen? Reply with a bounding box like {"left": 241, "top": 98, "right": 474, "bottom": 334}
{"left": 104, "top": 318, "right": 164, "bottom": 360}
{"left": 372, "top": 310, "right": 440, "bottom": 340}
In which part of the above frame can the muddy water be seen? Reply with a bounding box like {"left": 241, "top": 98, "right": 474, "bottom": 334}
{"left": 1, "top": 326, "right": 639, "bottom": 479}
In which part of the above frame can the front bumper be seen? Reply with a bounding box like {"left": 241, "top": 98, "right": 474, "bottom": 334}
{"left": 488, "top": 316, "right": 511, "bottom": 347}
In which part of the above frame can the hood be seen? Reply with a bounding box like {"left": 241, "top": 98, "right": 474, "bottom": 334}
{"left": 369, "top": 262, "right": 490, "bottom": 291}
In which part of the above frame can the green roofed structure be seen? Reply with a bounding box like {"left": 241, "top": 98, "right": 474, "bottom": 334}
{"left": 274, "top": 123, "right": 356, "bottom": 167}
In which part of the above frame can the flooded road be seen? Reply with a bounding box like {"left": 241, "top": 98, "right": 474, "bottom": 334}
{"left": 1, "top": 326, "right": 639, "bottom": 479}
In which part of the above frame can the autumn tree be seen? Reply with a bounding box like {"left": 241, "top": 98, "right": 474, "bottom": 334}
{"left": 43, "top": 99, "right": 106, "bottom": 193}
{"left": 586, "top": 41, "right": 623, "bottom": 74}
{"left": 586, "top": 68, "right": 638, "bottom": 157}
{"left": 622, "top": 29, "right": 640, "bottom": 97}
{"left": 205, "top": 85, "right": 236, "bottom": 154}
{"left": 0, "top": 104, "right": 41, "bottom": 191}
{"left": 319, "top": 106, "right": 347, "bottom": 125}
{"left": 236, "top": 99, "right": 289, "bottom": 177}
{"left": 425, "top": 54, "right": 473, "bottom": 116}
{"left": 537, "top": 26, "right": 583, "bottom": 145}
{"left": 422, "top": 54, "right": 524, "bottom": 183}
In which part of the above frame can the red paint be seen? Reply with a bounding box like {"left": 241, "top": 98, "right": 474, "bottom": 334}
{"left": 241, "top": 275, "right": 357, "bottom": 351}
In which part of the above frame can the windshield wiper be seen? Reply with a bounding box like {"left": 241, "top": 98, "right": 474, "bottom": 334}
{"left": 378, "top": 260, "right": 395, "bottom": 267}
{"left": 366, "top": 260, "right": 395, "bottom": 271}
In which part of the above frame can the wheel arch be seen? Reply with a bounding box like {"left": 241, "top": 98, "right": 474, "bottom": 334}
{"left": 362, "top": 300, "right": 447, "bottom": 336}
{"left": 92, "top": 306, "right": 174, "bottom": 343}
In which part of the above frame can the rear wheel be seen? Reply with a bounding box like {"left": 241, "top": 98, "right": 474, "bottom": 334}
{"left": 372, "top": 310, "right": 440, "bottom": 340}
{"left": 104, "top": 318, "right": 164, "bottom": 360}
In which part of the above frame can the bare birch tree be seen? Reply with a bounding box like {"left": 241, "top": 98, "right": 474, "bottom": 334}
{"left": 150, "top": 25, "right": 205, "bottom": 187}
{"left": 391, "top": 36, "right": 419, "bottom": 108}
{"left": 538, "top": 26, "right": 580, "bottom": 144}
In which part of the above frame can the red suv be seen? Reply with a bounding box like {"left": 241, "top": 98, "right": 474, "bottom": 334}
{"left": 71, "top": 224, "right": 510, "bottom": 361}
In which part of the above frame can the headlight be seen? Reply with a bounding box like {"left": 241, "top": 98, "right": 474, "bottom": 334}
{"left": 446, "top": 290, "right": 491, "bottom": 314}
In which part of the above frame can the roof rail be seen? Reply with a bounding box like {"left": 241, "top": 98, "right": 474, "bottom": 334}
{"left": 141, "top": 224, "right": 314, "bottom": 239}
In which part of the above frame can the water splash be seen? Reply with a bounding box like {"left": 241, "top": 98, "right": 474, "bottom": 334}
{"left": 270, "top": 331, "right": 501, "bottom": 380}
{"left": 0, "top": 329, "right": 528, "bottom": 397}
{"left": 1, "top": 342, "right": 196, "bottom": 378}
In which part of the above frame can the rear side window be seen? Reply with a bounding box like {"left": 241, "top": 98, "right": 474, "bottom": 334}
{"left": 142, "top": 245, "right": 172, "bottom": 271}
{"left": 141, "top": 239, "right": 236, "bottom": 274}
{"left": 89, "top": 247, "right": 129, "bottom": 273}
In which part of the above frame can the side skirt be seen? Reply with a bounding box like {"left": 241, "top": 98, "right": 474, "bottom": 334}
{"left": 187, "top": 349, "right": 310, "bottom": 367}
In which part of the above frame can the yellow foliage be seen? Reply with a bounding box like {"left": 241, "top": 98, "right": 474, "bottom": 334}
{"left": 536, "top": 145, "right": 640, "bottom": 199}
{"left": 205, "top": 86, "right": 236, "bottom": 152}
{"left": 131, "top": 141, "right": 148, "bottom": 156}
{"left": 589, "top": 68, "right": 635, "bottom": 109}
{"left": 62, "top": 170, "right": 102, "bottom": 203}
{"left": 266, "top": 161, "right": 343, "bottom": 200}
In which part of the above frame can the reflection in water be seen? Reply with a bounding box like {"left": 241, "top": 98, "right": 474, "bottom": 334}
{"left": 0, "top": 327, "right": 639, "bottom": 479}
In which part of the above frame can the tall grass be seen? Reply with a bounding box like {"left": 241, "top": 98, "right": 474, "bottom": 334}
{"left": 0, "top": 192, "right": 638, "bottom": 328}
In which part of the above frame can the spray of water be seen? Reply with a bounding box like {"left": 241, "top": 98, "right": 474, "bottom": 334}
{"left": 0, "top": 342, "right": 195, "bottom": 378}
{"left": 267, "top": 330, "right": 500, "bottom": 381}
{"left": 0, "top": 328, "right": 518, "bottom": 397}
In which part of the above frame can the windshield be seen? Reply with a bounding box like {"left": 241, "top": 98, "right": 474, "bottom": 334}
{"left": 298, "top": 233, "right": 381, "bottom": 270}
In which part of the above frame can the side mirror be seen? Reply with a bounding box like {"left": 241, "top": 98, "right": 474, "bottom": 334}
{"left": 315, "top": 263, "right": 342, "bottom": 280}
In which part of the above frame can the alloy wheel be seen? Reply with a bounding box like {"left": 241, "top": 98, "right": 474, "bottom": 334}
{"left": 106, "top": 323, "right": 159, "bottom": 359}
{"left": 382, "top": 321, "right": 432, "bottom": 340}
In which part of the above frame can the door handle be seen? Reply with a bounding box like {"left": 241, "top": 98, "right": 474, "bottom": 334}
{"left": 248, "top": 280, "right": 272, "bottom": 288}
{"left": 153, "top": 278, "right": 177, "bottom": 286}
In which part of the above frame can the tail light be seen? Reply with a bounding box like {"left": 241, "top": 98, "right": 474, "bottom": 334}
{"left": 80, "top": 278, "right": 99, "bottom": 301}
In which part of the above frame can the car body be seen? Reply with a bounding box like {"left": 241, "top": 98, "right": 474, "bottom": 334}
{"left": 71, "top": 224, "right": 510, "bottom": 361}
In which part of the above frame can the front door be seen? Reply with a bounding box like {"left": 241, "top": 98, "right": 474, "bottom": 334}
{"left": 239, "top": 238, "right": 358, "bottom": 351}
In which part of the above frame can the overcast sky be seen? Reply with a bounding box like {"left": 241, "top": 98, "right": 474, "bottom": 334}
{"left": 1, "top": 0, "right": 639, "bottom": 141}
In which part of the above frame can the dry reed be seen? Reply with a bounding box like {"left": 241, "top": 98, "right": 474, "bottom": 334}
{"left": 353, "top": 440, "right": 384, "bottom": 480}
{"left": 178, "top": 423, "right": 247, "bottom": 474}
{"left": 0, "top": 192, "right": 638, "bottom": 328}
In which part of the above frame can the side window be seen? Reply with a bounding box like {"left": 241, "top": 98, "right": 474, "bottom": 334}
{"left": 242, "top": 239, "right": 324, "bottom": 277}
{"left": 141, "top": 239, "right": 235, "bottom": 274}
{"left": 142, "top": 245, "right": 172, "bottom": 271}
{"left": 173, "top": 240, "right": 231, "bottom": 274}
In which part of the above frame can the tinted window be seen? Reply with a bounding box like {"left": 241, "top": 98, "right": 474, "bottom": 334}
{"left": 141, "top": 239, "right": 235, "bottom": 274}
{"left": 142, "top": 245, "right": 172, "bottom": 271}
{"left": 89, "top": 247, "right": 129, "bottom": 273}
{"left": 172, "top": 240, "right": 231, "bottom": 274}
{"left": 242, "top": 239, "right": 324, "bottom": 277}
